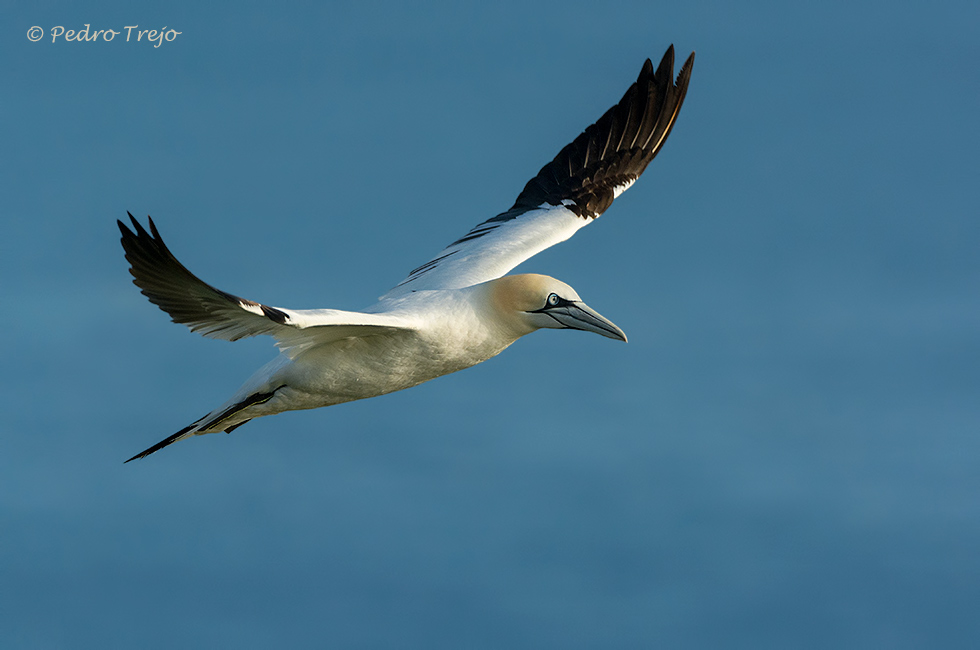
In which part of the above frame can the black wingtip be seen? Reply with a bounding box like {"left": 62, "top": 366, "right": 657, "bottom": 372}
{"left": 118, "top": 213, "right": 157, "bottom": 243}
{"left": 147, "top": 215, "right": 160, "bottom": 239}
{"left": 118, "top": 213, "right": 136, "bottom": 237}
{"left": 678, "top": 51, "right": 696, "bottom": 84}
{"left": 655, "top": 45, "right": 675, "bottom": 80}
{"left": 507, "top": 44, "right": 695, "bottom": 220}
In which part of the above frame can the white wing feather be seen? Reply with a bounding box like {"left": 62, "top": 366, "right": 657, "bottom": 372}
{"left": 383, "top": 203, "right": 586, "bottom": 297}
{"left": 383, "top": 48, "right": 694, "bottom": 298}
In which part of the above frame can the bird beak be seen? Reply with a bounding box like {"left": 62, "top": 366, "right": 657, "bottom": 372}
{"left": 549, "top": 302, "right": 628, "bottom": 342}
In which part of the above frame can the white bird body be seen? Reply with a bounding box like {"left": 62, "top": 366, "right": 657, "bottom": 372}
{"left": 228, "top": 284, "right": 520, "bottom": 417}
{"left": 120, "top": 47, "right": 694, "bottom": 461}
{"left": 178, "top": 275, "right": 608, "bottom": 431}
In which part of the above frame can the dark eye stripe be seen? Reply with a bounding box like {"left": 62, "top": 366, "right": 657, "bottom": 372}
{"left": 528, "top": 294, "right": 575, "bottom": 314}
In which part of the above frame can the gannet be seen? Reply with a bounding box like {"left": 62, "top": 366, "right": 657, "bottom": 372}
{"left": 120, "top": 46, "right": 694, "bottom": 461}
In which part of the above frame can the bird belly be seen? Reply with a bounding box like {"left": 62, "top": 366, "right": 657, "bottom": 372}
{"left": 272, "top": 327, "right": 512, "bottom": 410}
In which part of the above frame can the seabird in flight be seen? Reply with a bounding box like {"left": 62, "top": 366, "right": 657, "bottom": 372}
{"left": 119, "top": 45, "right": 694, "bottom": 461}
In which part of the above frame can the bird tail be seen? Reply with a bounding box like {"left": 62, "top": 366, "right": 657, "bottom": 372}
{"left": 124, "top": 388, "right": 280, "bottom": 462}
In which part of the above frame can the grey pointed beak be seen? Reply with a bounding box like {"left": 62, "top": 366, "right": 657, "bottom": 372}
{"left": 549, "top": 302, "right": 628, "bottom": 342}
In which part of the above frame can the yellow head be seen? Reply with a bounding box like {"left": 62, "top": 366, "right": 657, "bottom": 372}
{"left": 484, "top": 274, "right": 627, "bottom": 342}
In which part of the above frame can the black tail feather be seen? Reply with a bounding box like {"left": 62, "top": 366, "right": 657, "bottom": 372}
{"left": 124, "top": 389, "right": 279, "bottom": 462}
{"left": 124, "top": 421, "right": 200, "bottom": 463}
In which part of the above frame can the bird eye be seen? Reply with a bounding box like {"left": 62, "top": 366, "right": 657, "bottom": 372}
{"left": 547, "top": 293, "right": 560, "bottom": 307}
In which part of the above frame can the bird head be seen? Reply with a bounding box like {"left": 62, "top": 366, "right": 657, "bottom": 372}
{"left": 486, "top": 274, "right": 627, "bottom": 342}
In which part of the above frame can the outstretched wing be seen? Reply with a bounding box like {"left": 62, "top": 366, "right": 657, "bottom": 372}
{"left": 383, "top": 46, "right": 694, "bottom": 298}
{"left": 118, "top": 214, "right": 416, "bottom": 356}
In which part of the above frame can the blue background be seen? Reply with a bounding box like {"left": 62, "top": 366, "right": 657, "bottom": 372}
{"left": 3, "top": 1, "right": 978, "bottom": 647}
